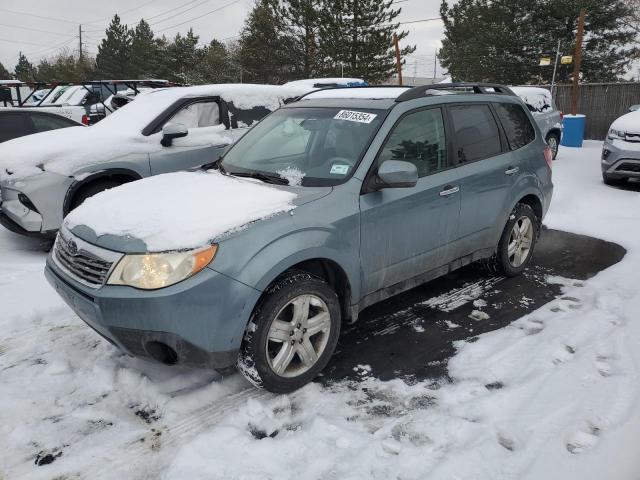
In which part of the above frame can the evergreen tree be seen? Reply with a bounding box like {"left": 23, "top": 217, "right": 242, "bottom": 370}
{"left": 319, "top": 0, "right": 415, "bottom": 83}
{"left": 95, "top": 15, "right": 133, "bottom": 78}
{"left": 239, "top": 0, "right": 298, "bottom": 83}
{"left": 165, "top": 29, "right": 202, "bottom": 83}
{"left": 0, "top": 61, "right": 11, "bottom": 79}
{"left": 440, "top": 0, "right": 637, "bottom": 84}
{"left": 36, "top": 50, "right": 94, "bottom": 82}
{"left": 130, "top": 19, "right": 161, "bottom": 78}
{"left": 196, "top": 39, "right": 235, "bottom": 83}
{"left": 277, "top": 0, "right": 323, "bottom": 77}
{"left": 14, "top": 53, "right": 36, "bottom": 82}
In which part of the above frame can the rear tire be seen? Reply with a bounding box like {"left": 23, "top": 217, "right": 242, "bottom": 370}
{"left": 69, "top": 179, "right": 123, "bottom": 211}
{"left": 237, "top": 271, "right": 341, "bottom": 393}
{"left": 546, "top": 132, "right": 560, "bottom": 160}
{"left": 489, "top": 203, "right": 540, "bottom": 277}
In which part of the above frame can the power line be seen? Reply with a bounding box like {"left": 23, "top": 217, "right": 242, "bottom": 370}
{"left": 150, "top": 0, "right": 211, "bottom": 25}
{"left": 0, "top": 38, "right": 64, "bottom": 48}
{"left": 0, "top": 23, "right": 77, "bottom": 37}
{"left": 0, "top": 8, "right": 81, "bottom": 25}
{"left": 85, "top": 0, "right": 162, "bottom": 26}
{"left": 155, "top": 0, "right": 244, "bottom": 32}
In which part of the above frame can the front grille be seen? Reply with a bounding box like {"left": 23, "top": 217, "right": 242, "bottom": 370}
{"left": 54, "top": 234, "right": 114, "bottom": 288}
{"left": 616, "top": 162, "right": 640, "bottom": 173}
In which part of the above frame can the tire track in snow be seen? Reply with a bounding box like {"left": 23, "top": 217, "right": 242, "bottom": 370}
{"left": 420, "top": 276, "right": 505, "bottom": 312}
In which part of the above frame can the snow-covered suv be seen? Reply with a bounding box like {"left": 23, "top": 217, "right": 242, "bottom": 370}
{"left": 0, "top": 84, "right": 305, "bottom": 239}
{"left": 46, "top": 83, "right": 553, "bottom": 393}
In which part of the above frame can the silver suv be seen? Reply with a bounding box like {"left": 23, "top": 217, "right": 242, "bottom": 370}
{"left": 0, "top": 84, "right": 304, "bottom": 239}
{"left": 511, "top": 87, "right": 563, "bottom": 159}
{"left": 602, "top": 108, "right": 640, "bottom": 185}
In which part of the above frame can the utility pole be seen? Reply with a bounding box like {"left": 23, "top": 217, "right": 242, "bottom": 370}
{"left": 393, "top": 33, "right": 403, "bottom": 86}
{"left": 433, "top": 48, "right": 438, "bottom": 79}
{"left": 550, "top": 39, "right": 561, "bottom": 100}
{"left": 78, "top": 24, "right": 83, "bottom": 62}
{"left": 570, "top": 9, "right": 585, "bottom": 115}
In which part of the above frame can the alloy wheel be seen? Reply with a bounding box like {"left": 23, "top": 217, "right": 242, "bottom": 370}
{"left": 507, "top": 216, "right": 534, "bottom": 267}
{"left": 265, "top": 294, "right": 332, "bottom": 378}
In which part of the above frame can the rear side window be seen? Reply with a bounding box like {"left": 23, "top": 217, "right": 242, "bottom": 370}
{"left": 31, "top": 113, "right": 76, "bottom": 132}
{"left": 0, "top": 113, "right": 30, "bottom": 142}
{"left": 494, "top": 103, "right": 536, "bottom": 150}
{"left": 449, "top": 104, "right": 502, "bottom": 162}
{"left": 378, "top": 108, "right": 448, "bottom": 177}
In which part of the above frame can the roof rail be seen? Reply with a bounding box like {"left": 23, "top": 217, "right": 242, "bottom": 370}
{"left": 295, "top": 84, "right": 411, "bottom": 101}
{"left": 395, "top": 83, "right": 516, "bottom": 102}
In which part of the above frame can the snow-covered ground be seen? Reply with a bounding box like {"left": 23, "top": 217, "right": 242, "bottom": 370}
{"left": 1, "top": 141, "right": 639, "bottom": 479}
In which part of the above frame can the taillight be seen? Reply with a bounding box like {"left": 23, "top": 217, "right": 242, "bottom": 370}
{"left": 81, "top": 114, "right": 89, "bottom": 125}
{"left": 544, "top": 145, "right": 553, "bottom": 169}
{"left": 560, "top": 111, "right": 564, "bottom": 121}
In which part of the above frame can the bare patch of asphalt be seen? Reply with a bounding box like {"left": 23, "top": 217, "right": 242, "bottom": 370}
{"left": 322, "top": 228, "right": 626, "bottom": 383}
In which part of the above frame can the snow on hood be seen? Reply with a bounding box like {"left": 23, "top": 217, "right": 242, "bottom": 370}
{"left": 510, "top": 86, "right": 553, "bottom": 114}
{"left": 64, "top": 170, "right": 297, "bottom": 251}
{"left": 610, "top": 110, "right": 640, "bottom": 134}
{"left": 0, "top": 84, "right": 308, "bottom": 180}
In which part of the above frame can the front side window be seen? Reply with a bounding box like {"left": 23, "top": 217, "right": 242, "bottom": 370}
{"left": 378, "top": 108, "right": 448, "bottom": 177}
{"left": 449, "top": 104, "right": 502, "bottom": 162}
{"left": 494, "top": 103, "right": 536, "bottom": 150}
{"left": 222, "top": 107, "right": 384, "bottom": 186}
{"left": 166, "top": 101, "right": 220, "bottom": 129}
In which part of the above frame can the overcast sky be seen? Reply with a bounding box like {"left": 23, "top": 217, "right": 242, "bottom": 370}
{"left": 0, "top": 0, "right": 448, "bottom": 80}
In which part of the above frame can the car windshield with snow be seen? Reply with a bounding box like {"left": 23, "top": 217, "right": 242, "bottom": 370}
{"left": 45, "top": 84, "right": 554, "bottom": 393}
{"left": 0, "top": 84, "right": 307, "bottom": 239}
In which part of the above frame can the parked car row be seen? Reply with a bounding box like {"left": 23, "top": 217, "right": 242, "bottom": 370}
{"left": 1, "top": 82, "right": 551, "bottom": 393}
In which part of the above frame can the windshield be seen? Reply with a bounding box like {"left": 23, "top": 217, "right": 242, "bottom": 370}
{"left": 221, "top": 107, "right": 385, "bottom": 186}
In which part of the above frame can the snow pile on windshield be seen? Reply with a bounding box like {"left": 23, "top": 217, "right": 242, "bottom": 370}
{"left": 610, "top": 110, "right": 640, "bottom": 133}
{"left": 511, "top": 86, "right": 553, "bottom": 114}
{"left": 0, "top": 84, "right": 307, "bottom": 179}
{"left": 277, "top": 166, "right": 305, "bottom": 186}
{"left": 65, "top": 170, "right": 297, "bottom": 251}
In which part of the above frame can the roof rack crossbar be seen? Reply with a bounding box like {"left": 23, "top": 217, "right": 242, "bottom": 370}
{"left": 395, "top": 83, "right": 516, "bottom": 102}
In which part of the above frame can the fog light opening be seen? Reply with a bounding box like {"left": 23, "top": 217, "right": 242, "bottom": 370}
{"left": 145, "top": 341, "right": 178, "bottom": 365}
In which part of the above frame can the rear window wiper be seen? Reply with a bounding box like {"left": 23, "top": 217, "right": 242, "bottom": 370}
{"left": 229, "top": 171, "right": 289, "bottom": 185}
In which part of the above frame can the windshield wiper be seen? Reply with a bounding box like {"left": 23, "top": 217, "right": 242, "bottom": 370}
{"left": 201, "top": 156, "right": 226, "bottom": 173}
{"left": 229, "top": 171, "right": 289, "bottom": 185}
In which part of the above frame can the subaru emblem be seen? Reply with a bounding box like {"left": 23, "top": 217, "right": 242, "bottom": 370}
{"left": 67, "top": 239, "right": 78, "bottom": 256}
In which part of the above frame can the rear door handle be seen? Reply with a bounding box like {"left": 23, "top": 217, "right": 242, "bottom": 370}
{"left": 505, "top": 166, "right": 520, "bottom": 175}
{"left": 440, "top": 185, "right": 460, "bottom": 197}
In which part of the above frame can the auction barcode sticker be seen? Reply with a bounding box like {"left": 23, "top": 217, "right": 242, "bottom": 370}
{"left": 334, "top": 110, "right": 377, "bottom": 124}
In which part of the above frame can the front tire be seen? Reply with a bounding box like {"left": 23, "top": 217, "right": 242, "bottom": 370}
{"left": 237, "top": 272, "right": 341, "bottom": 393}
{"left": 490, "top": 203, "right": 540, "bottom": 277}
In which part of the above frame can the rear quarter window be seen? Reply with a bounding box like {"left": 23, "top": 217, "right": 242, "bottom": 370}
{"left": 494, "top": 103, "right": 536, "bottom": 150}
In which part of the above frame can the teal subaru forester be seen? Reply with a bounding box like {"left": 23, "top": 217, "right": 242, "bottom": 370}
{"left": 46, "top": 83, "right": 553, "bottom": 393}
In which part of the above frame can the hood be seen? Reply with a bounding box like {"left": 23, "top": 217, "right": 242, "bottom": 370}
{"left": 0, "top": 125, "right": 157, "bottom": 180}
{"left": 611, "top": 111, "right": 640, "bottom": 134}
{"left": 65, "top": 170, "right": 329, "bottom": 253}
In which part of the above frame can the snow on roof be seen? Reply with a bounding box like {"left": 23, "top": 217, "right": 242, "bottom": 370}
{"left": 303, "top": 87, "right": 408, "bottom": 100}
{"left": 510, "top": 86, "right": 554, "bottom": 114}
{"left": 65, "top": 170, "right": 297, "bottom": 251}
{"left": 610, "top": 110, "right": 640, "bottom": 134}
{"left": 285, "top": 78, "right": 367, "bottom": 88}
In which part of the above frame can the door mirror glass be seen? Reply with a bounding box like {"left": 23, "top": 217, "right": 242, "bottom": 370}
{"left": 629, "top": 104, "right": 640, "bottom": 112}
{"left": 376, "top": 160, "right": 418, "bottom": 189}
{"left": 161, "top": 123, "right": 188, "bottom": 147}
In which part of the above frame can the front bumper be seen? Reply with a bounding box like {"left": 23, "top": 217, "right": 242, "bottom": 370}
{"left": 45, "top": 255, "right": 262, "bottom": 369}
{"left": 601, "top": 139, "right": 640, "bottom": 179}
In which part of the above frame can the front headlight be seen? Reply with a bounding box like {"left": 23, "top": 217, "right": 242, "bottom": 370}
{"left": 107, "top": 245, "right": 217, "bottom": 290}
{"left": 608, "top": 129, "right": 626, "bottom": 140}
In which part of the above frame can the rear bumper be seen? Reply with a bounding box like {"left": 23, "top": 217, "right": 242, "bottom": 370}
{"left": 45, "top": 256, "right": 262, "bottom": 369}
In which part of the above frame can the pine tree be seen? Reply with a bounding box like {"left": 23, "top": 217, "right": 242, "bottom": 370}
{"left": 239, "top": 0, "right": 298, "bottom": 83}
{"left": 196, "top": 39, "right": 235, "bottom": 83}
{"left": 277, "top": 0, "right": 323, "bottom": 77}
{"left": 319, "top": 0, "right": 415, "bottom": 83}
{"left": 129, "top": 19, "right": 161, "bottom": 78}
{"left": 35, "top": 50, "right": 95, "bottom": 82}
{"left": 439, "top": 0, "right": 638, "bottom": 84}
{"left": 14, "top": 53, "right": 36, "bottom": 82}
{"left": 95, "top": 15, "right": 133, "bottom": 78}
{"left": 0, "top": 61, "right": 11, "bottom": 79}
{"left": 165, "top": 29, "right": 202, "bottom": 83}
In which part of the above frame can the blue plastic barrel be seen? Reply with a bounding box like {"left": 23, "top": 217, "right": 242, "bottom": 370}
{"left": 561, "top": 114, "right": 586, "bottom": 148}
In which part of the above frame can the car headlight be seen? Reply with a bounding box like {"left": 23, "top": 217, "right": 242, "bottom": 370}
{"left": 608, "top": 129, "right": 626, "bottom": 140}
{"left": 107, "top": 245, "right": 217, "bottom": 289}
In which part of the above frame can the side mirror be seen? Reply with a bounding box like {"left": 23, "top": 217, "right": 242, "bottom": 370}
{"left": 161, "top": 123, "right": 188, "bottom": 147}
{"left": 375, "top": 160, "right": 418, "bottom": 189}
{"left": 629, "top": 105, "right": 639, "bottom": 112}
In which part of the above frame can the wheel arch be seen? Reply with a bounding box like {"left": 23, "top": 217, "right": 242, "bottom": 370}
{"left": 63, "top": 168, "right": 142, "bottom": 215}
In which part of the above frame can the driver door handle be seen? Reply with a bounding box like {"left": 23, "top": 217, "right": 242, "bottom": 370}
{"left": 440, "top": 185, "right": 460, "bottom": 197}
{"left": 505, "top": 166, "right": 520, "bottom": 175}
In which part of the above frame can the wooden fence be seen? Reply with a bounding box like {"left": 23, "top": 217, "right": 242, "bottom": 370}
{"left": 536, "top": 83, "right": 640, "bottom": 140}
